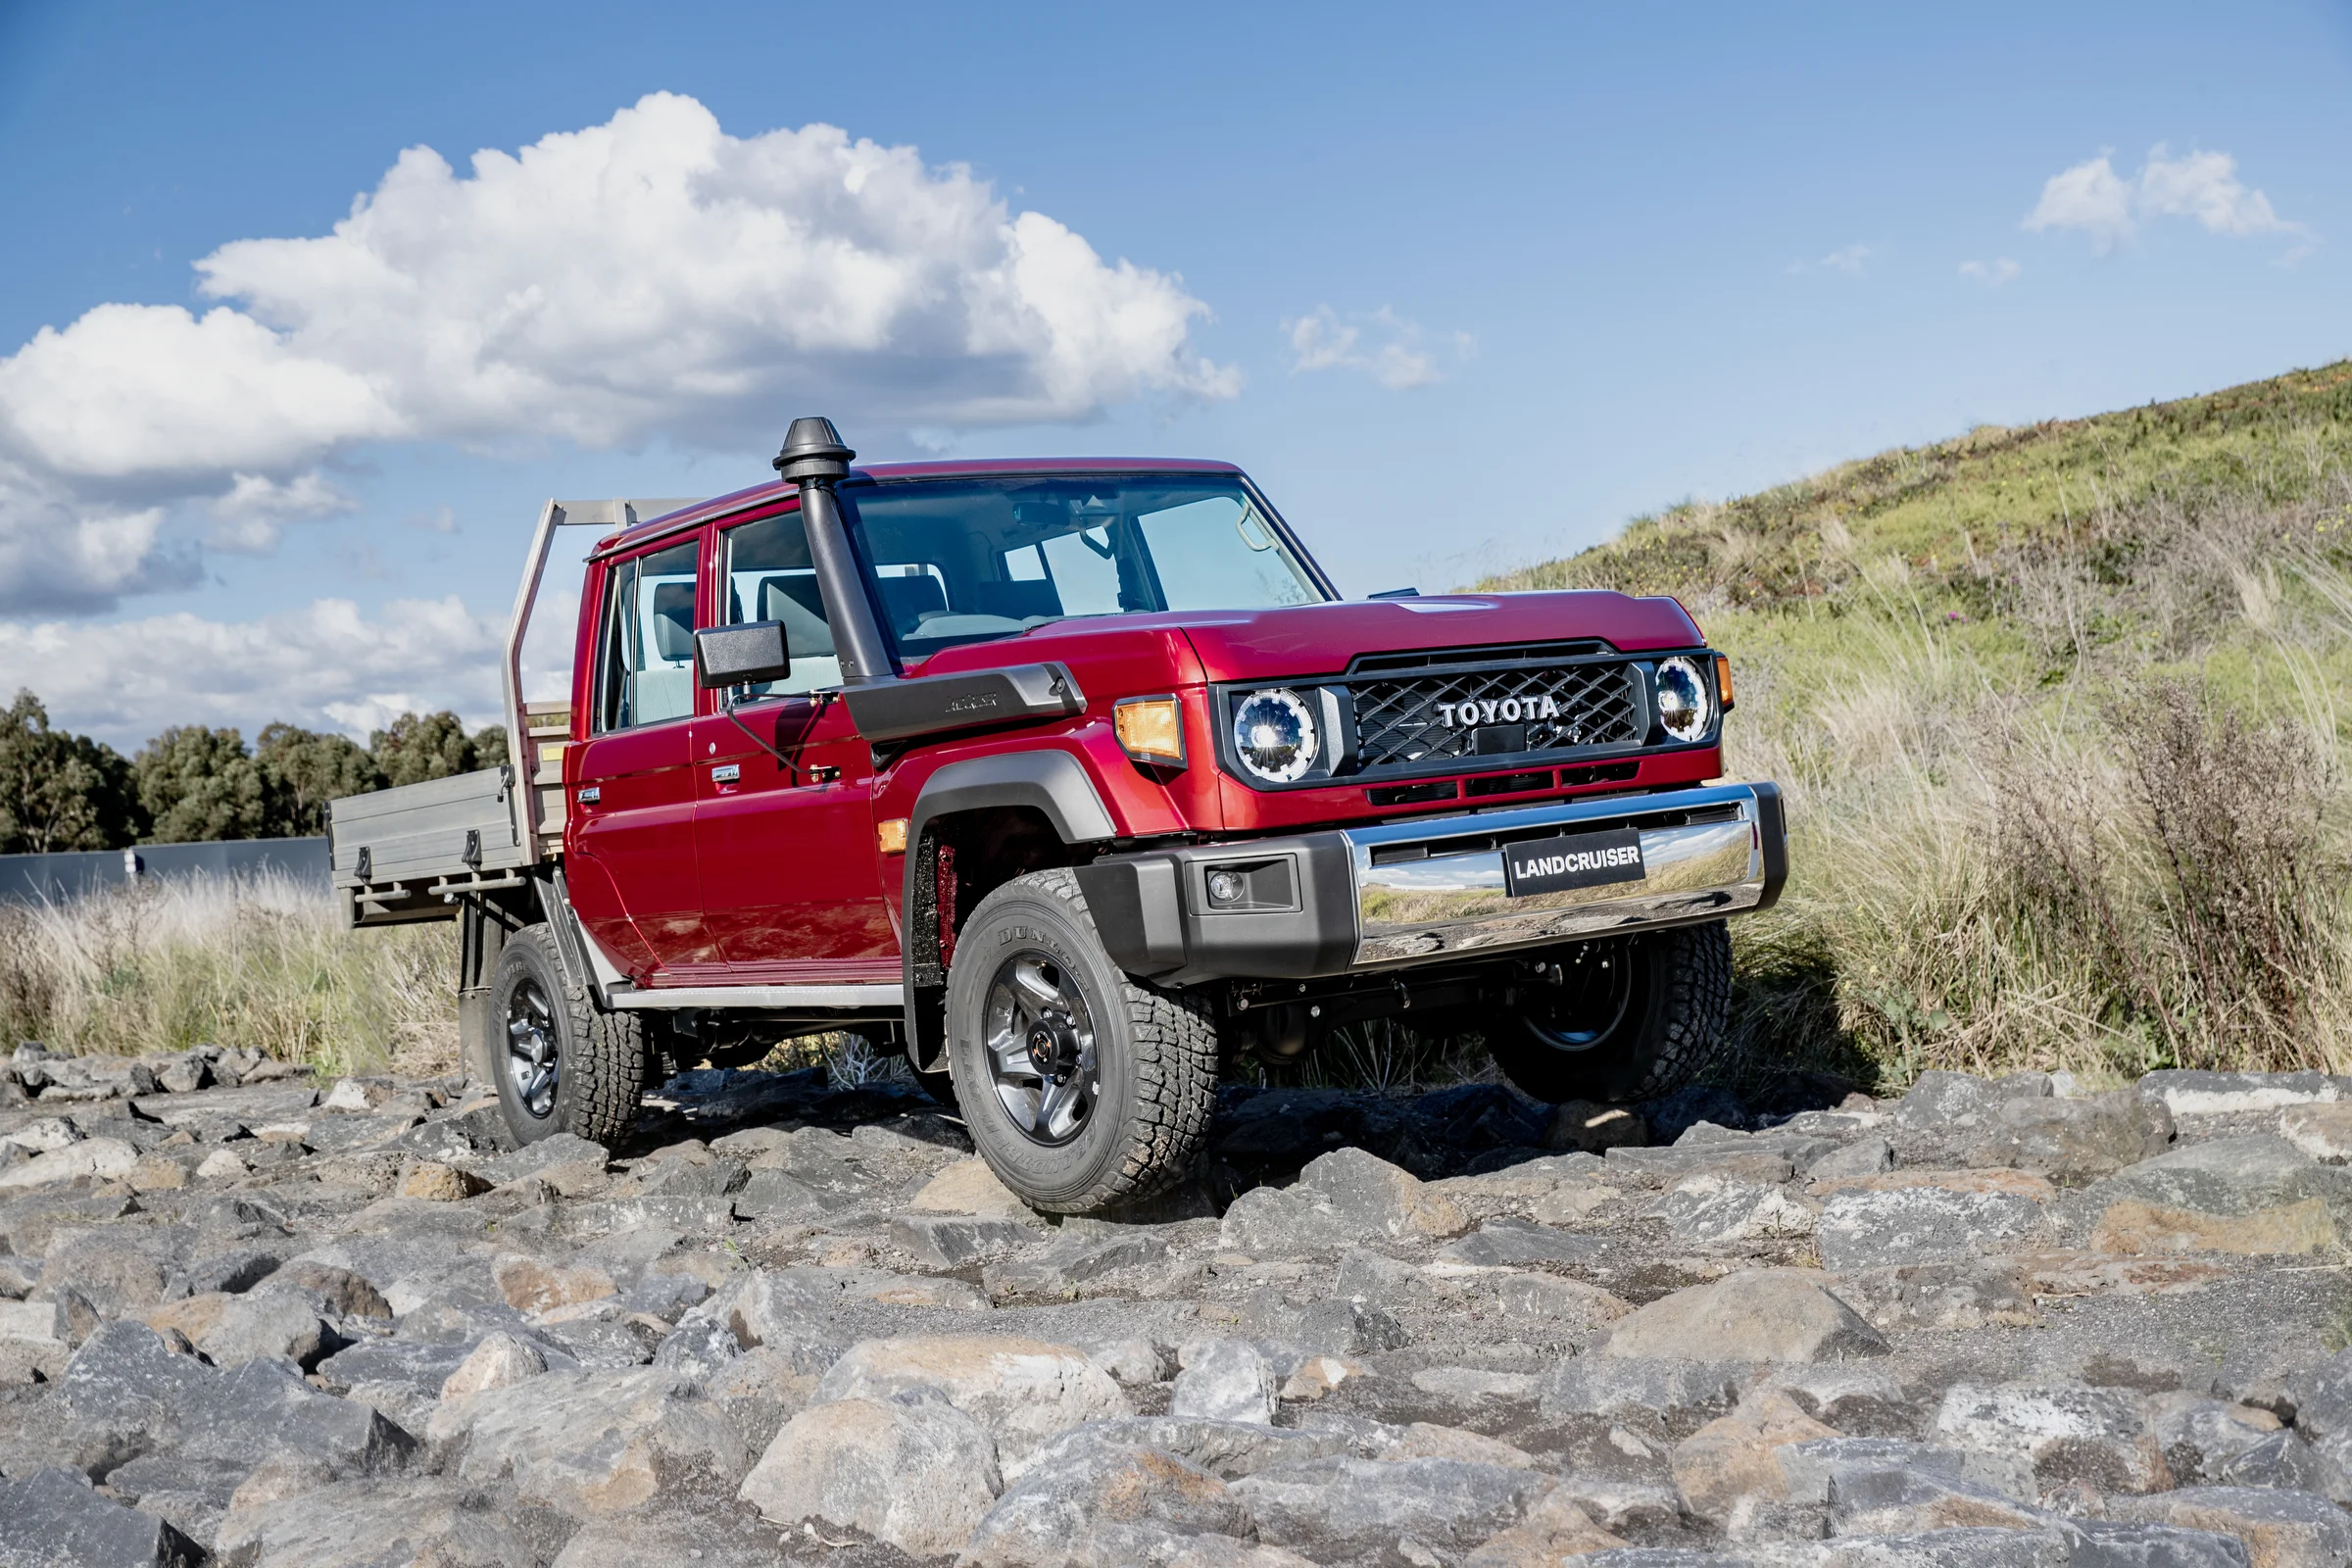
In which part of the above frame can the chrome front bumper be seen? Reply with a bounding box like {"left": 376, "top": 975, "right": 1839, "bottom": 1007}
{"left": 1346, "top": 783, "right": 1781, "bottom": 967}
{"left": 1075, "top": 782, "right": 1786, "bottom": 986}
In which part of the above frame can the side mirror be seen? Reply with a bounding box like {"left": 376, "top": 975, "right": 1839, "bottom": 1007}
{"left": 694, "top": 621, "right": 790, "bottom": 691}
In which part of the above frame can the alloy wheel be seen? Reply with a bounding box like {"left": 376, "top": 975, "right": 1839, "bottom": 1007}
{"left": 982, "top": 951, "right": 1100, "bottom": 1146}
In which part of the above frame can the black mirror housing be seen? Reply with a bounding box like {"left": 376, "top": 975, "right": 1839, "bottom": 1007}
{"left": 694, "top": 621, "right": 791, "bottom": 690}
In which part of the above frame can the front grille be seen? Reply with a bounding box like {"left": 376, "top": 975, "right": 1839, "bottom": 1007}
{"left": 1349, "top": 662, "right": 1643, "bottom": 769}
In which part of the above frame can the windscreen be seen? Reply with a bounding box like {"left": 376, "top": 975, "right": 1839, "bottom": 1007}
{"left": 838, "top": 474, "right": 1327, "bottom": 660}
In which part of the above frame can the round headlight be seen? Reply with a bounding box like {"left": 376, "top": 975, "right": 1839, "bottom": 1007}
{"left": 1655, "top": 657, "right": 1713, "bottom": 743}
{"left": 1231, "top": 688, "right": 1319, "bottom": 784}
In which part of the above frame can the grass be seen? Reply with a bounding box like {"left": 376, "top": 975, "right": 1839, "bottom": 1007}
{"left": 1480, "top": 360, "right": 2352, "bottom": 1090}
{"left": 0, "top": 872, "right": 457, "bottom": 1079}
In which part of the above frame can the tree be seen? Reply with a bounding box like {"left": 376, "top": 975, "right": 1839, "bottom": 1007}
{"left": 134, "top": 726, "right": 268, "bottom": 843}
{"left": 257, "top": 723, "right": 384, "bottom": 836}
{"left": 0, "top": 690, "right": 141, "bottom": 853}
{"left": 369, "top": 711, "right": 477, "bottom": 788}
{"left": 472, "top": 723, "right": 510, "bottom": 772}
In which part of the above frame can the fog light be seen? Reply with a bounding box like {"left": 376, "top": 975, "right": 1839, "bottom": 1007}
{"left": 1207, "top": 869, "right": 1245, "bottom": 905}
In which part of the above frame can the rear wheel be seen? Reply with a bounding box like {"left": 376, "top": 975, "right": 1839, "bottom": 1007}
{"left": 487, "top": 924, "right": 648, "bottom": 1149}
{"left": 1487, "top": 921, "right": 1734, "bottom": 1103}
{"left": 946, "top": 869, "right": 1217, "bottom": 1214}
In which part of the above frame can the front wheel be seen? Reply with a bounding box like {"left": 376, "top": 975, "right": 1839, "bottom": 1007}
{"left": 487, "top": 924, "right": 649, "bottom": 1149}
{"left": 1486, "top": 922, "right": 1734, "bottom": 1103}
{"left": 945, "top": 869, "right": 1218, "bottom": 1214}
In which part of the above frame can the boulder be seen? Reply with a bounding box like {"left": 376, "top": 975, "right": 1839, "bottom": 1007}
{"left": 2107, "top": 1486, "right": 2352, "bottom": 1568}
{"left": 1649, "top": 1175, "right": 1819, "bottom": 1245}
{"left": 440, "top": 1330, "right": 549, "bottom": 1399}
{"left": 1670, "top": 1388, "right": 1842, "bottom": 1522}
{"left": 492, "top": 1252, "right": 617, "bottom": 1314}
{"left": 891, "top": 1213, "right": 1040, "bottom": 1267}
{"left": 1597, "top": 1269, "right": 1888, "bottom": 1363}
{"left": 1218, "top": 1147, "right": 1466, "bottom": 1255}
{"left": 2139, "top": 1071, "right": 2341, "bottom": 1116}
{"left": 985, "top": 1231, "right": 1170, "bottom": 1298}
{"left": 963, "top": 1445, "right": 1255, "bottom": 1568}
{"left": 215, "top": 1477, "right": 553, "bottom": 1568}
{"left": 1538, "top": 1356, "right": 1755, "bottom": 1423}
{"left": 438, "top": 1367, "right": 749, "bottom": 1515}
{"left": 143, "top": 1285, "right": 332, "bottom": 1369}
{"left": 1462, "top": 1491, "right": 1629, "bottom": 1566}
{"left": 907, "top": 1157, "right": 1045, "bottom": 1221}
{"left": 1834, "top": 1259, "right": 2039, "bottom": 1332}
{"left": 1815, "top": 1185, "right": 2051, "bottom": 1271}
{"left": 400, "top": 1160, "right": 490, "bottom": 1200}
{"left": 2278, "top": 1103, "right": 2352, "bottom": 1165}
{"left": 1934, "top": 1383, "right": 2171, "bottom": 1494}
{"left": 1233, "top": 1455, "right": 1552, "bottom": 1559}
{"left": 738, "top": 1390, "right": 1001, "bottom": 1556}
{"left": 1171, "top": 1339, "right": 1278, "bottom": 1425}
{"left": 811, "top": 1334, "right": 1129, "bottom": 1473}
{"left": 0, "top": 1136, "right": 137, "bottom": 1189}
{"left": 0, "top": 1465, "right": 203, "bottom": 1568}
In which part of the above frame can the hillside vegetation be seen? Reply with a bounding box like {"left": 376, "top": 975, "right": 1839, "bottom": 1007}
{"left": 1481, "top": 362, "right": 2352, "bottom": 1087}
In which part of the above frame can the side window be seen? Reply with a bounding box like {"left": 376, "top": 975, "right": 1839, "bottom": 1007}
{"left": 592, "top": 537, "right": 702, "bottom": 732}
{"left": 721, "top": 511, "right": 842, "bottom": 697}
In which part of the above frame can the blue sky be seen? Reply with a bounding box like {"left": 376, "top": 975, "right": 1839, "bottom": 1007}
{"left": 2, "top": 0, "right": 2347, "bottom": 745}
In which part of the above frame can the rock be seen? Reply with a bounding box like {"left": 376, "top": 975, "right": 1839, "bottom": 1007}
{"left": 1885, "top": 1072, "right": 2175, "bottom": 1180}
{"left": 401, "top": 1160, "right": 491, "bottom": 1200}
{"left": 907, "top": 1157, "right": 1044, "bottom": 1220}
{"left": 143, "top": 1285, "right": 332, "bottom": 1368}
{"left": 1828, "top": 1464, "right": 2050, "bottom": 1535}
{"left": 1834, "top": 1259, "right": 2039, "bottom": 1332}
{"left": 545, "top": 1507, "right": 803, "bottom": 1567}
{"left": 0, "top": 1136, "right": 137, "bottom": 1189}
{"left": 1816, "top": 1185, "right": 2052, "bottom": 1270}
{"left": 1171, "top": 1339, "right": 1278, "bottom": 1425}
{"left": 214, "top": 1478, "right": 552, "bottom": 1568}
{"left": 1463, "top": 1491, "right": 1629, "bottom": 1566}
{"left": 1437, "top": 1219, "right": 1608, "bottom": 1268}
{"left": 1934, "top": 1383, "right": 2171, "bottom": 1494}
{"left": 2107, "top": 1486, "right": 2352, "bottom": 1568}
{"left": 811, "top": 1334, "right": 1130, "bottom": 1474}
{"left": 1650, "top": 1174, "right": 1820, "bottom": 1245}
{"left": 963, "top": 1445, "right": 1254, "bottom": 1568}
{"left": 1412, "top": 1366, "right": 1540, "bottom": 1403}
{"left": 1603, "top": 1143, "right": 1796, "bottom": 1189}
{"left": 1598, "top": 1268, "right": 1888, "bottom": 1363}
{"left": 322, "top": 1078, "right": 379, "bottom": 1112}
{"left": 155, "top": 1056, "right": 211, "bottom": 1095}
{"left": 1539, "top": 1356, "right": 1755, "bottom": 1422}
{"left": 1776, "top": 1436, "right": 1972, "bottom": 1506}
{"left": 986, "top": 1231, "right": 1171, "bottom": 1298}
{"left": 2092, "top": 1200, "right": 2338, "bottom": 1257}
{"left": 478, "top": 1131, "right": 611, "bottom": 1186}
{"left": 891, "top": 1213, "right": 1038, "bottom": 1267}
{"left": 1548, "top": 1102, "right": 1649, "bottom": 1153}
{"left": 268, "top": 1259, "right": 391, "bottom": 1319}
{"left": 2140, "top": 1071, "right": 2342, "bottom": 1116}
{"left": 39, "top": 1230, "right": 172, "bottom": 1314}
{"left": 1809, "top": 1138, "right": 1896, "bottom": 1179}
{"left": 738, "top": 1389, "right": 1000, "bottom": 1555}
{"left": 1233, "top": 1455, "right": 1551, "bottom": 1559}
{"left": 1282, "top": 1354, "right": 1366, "bottom": 1401}
{"left": 1219, "top": 1147, "right": 1467, "bottom": 1255}
{"left": 195, "top": 1149, "right": 249, "bottom": 1181}
{"left": 440, "top": 1330, "right": 548, "bottom": 1398}
{"left": 0, "top": 1465, "right": 203, "bottom": 1567}
{"left": 0, "top": 1115, "right": 81, "bottom": 1153}
{"left": 438, "top": 1367, "right": 749, "bottom": 1515}
{"left": 2278, "top": 1103, "right": 2352, "bottom": 1165}
{"left": 1671, "top": 1388, "right": 1842, "bottom": 1522}
{"left": 2083, "top": 1136, "right": 2352, "bottom": 1234}
{"left": 492, "top": 1252, "right": 617, "bottom": 1314}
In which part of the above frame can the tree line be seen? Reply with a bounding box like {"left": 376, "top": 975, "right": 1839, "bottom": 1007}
{"left": 0, "top": 690, "right": 510, "bottom": 854}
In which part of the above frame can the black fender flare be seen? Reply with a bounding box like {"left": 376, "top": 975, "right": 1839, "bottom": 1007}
{"left": 898, "top": 750, "right": 1118, "bottom": 1068}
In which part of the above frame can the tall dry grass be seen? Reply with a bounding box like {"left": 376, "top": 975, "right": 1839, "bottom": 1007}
{"left": 0, "top": 872, "right": 458, "bottom": 1078}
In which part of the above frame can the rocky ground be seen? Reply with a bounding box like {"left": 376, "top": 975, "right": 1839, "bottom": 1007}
{"left": 6, "top": 1046, "right": 2352, "bottom": 1568}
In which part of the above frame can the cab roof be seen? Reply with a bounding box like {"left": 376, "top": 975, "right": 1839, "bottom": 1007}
{"left": 590, "top": 456, "right": 1247, "bottom": 559}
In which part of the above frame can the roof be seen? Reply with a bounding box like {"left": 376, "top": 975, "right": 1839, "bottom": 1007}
{"left": 591, "top": 455, "right": 1247, "bottom": 557}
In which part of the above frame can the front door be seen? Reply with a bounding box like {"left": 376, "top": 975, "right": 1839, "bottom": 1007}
{"left": 688, "top": 506, "right": 897, "bottom": 979}
{"left": 569, "top": 534, "right": 716, "bottom": 974}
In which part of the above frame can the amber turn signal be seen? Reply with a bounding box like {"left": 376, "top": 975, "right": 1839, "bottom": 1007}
{"left": 875, "top": 817, "right": 908, "bottom": 856}
{"left": 1113, "top": 696, "right": 1187, "bottom": 767}
{"left": 1715, "top": 654, "right": 1735, "bottom": 712}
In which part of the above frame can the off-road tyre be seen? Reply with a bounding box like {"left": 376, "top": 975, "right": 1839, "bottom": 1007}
{"left": 1487, "top": 920, "right": 1735, "bottom": 1104}
{"left": 945, "top": 868, "right": 1218, "bottom": 1214}
{"left": 487, "top": 923, "right": 648, "bottom": 1150}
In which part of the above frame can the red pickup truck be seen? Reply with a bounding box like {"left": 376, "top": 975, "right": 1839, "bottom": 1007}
{"left": 329, "top": 417, "right": 1786, "bottom": 1212}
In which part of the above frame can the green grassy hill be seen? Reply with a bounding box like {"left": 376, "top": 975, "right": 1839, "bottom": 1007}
{"left": 1478, "top": 364, "right": 2352, "bottom": 1089}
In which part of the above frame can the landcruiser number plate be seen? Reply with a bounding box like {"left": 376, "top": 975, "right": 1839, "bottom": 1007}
{"left": 1501, "top": 827, "right": 1645, "bottom": 898}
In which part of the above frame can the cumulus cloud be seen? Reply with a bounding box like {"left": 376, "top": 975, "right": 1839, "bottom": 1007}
{"left": 0, "top": 92, "right": 1238, "bottom": 619}
{"left": 1281, "top": 306, "right": 1469, "bottom": 391}
{"left": 2025, "top": 146, "right": 2303, "bottom": 252}
{"left": 1959, "top": 258, "right": 2022, "bottom": 286}
{"left": 1788, "top": 244, "right": 1874, "bottom": 277}
{"left": 0, "top": 595, "right": 507, "bottom": 744}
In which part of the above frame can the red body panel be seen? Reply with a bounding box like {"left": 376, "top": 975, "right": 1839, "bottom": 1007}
{"left": 559, "top": 460, "right": 1723, "bottom": 987}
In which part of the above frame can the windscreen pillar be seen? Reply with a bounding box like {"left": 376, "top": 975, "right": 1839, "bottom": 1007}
{"left": 775, "top": 416, "right": 893, "bottom": 685}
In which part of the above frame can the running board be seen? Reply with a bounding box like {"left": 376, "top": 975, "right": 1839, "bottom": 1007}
{"left": 607, "top": 984, "right": 905, "bottom": 1010}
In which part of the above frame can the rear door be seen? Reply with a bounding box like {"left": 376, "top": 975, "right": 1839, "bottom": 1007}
{"left": 688, "top": 505, "right": 898, "bottom": 975}
{"left": 568, "top": 533, "right": 717, "bottom": 973}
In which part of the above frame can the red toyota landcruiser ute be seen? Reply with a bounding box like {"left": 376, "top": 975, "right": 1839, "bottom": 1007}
{"left": 330, "top": 417, "right": 1788, "bottom": 1213}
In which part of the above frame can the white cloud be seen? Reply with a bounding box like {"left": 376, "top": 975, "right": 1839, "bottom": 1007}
{"left": 404, "top": 503, "right": 458, "bottom": 535}
{"left": 0, "top": 92, "right": 1239, "bottom": 618}
{"left": 1820, "top": 244, "right": 1872, "bottom": 275}
{"left": 1959, "top": 258, "right": 2022, "bottom": 286}
{"left": 0, "top": 595, "right": 506, "bottom": 745}
{"left": 1281, "top": 305, "right": 1468, "bottom": 391}
{"left": 2025, "top": 146, "right": 2302, "bottom": 253}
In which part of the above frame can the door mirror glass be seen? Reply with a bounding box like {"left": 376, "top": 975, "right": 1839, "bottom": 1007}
{"left": 694, "top": 621, "right": 791, "bottom": 691}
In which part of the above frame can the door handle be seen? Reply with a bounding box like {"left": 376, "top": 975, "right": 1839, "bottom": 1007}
{"left": 711, "top": 763, "right": 741, "bottom": 784}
